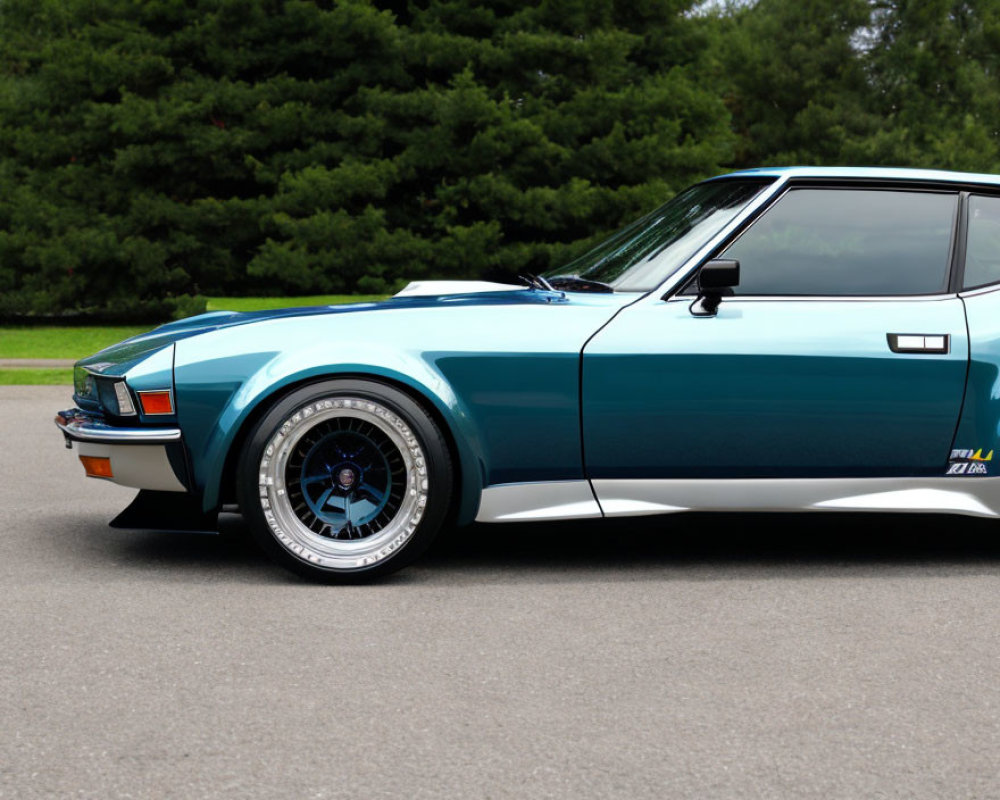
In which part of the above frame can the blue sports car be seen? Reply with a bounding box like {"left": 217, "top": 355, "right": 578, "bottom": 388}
{"left": 57, "top": 167, "right": 1000, "bottom": 581}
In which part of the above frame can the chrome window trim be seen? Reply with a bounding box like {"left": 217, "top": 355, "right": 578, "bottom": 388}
{"left": 664, "top": 292, "right": 960, "bottom": 304}
{"left": 959, "top": 282, "right": 1000, "bottom": 299}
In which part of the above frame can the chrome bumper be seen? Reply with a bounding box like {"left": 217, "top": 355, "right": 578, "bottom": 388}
{"left": 56, "top": 409, "right": 187, "bottom": 492}
{"left": 55, "top": 409, "right": 181, "bottom": 445}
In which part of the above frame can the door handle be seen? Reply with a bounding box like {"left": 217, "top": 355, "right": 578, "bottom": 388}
{"left": 887, "top": 334, "right": 950, "bottom": 354}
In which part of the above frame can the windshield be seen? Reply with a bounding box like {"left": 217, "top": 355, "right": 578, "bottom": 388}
{"left": 545, "top": 179, "right": 773, "bottom": 292}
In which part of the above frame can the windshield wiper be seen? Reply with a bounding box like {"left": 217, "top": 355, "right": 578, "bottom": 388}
{"left": 519, "top": 273, "right": 556, "bottom": 291}
{"left": 545, "top": 275, "right": 614, "bottom": 293}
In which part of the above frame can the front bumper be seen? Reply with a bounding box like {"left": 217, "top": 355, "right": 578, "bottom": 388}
{"left": 56, "top": 409, "right": 187, "bottom": 492}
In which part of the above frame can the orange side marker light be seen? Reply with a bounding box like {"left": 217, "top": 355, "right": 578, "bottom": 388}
{"left": 139, "top": 390, "right": 174, "bottom": 415}
{"left": 80, "top": 455, "right": 113, "bottom": 479}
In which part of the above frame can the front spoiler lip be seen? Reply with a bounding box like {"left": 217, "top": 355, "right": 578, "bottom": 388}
{"left": 55, "top": 408, "right": 181, "bottom": 446}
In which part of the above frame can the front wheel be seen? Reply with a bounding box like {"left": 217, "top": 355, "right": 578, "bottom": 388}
{"left": 237, "top": 379, "right": 453, "bottom": 582}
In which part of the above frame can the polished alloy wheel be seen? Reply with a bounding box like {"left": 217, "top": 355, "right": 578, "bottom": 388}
{"left": 239, "top": 379, "right": 453, "bottom": 581}
{"left": 258, "top": 396, "right": 430, "bottom": 570}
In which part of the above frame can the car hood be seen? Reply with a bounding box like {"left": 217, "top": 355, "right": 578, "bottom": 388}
{"left": 77, "top": 285, "right": 630, "bottom": 374}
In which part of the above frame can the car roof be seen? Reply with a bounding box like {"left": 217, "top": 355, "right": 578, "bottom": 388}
{"left": 713, "top": 165, "right": 1000, "bottom": 187}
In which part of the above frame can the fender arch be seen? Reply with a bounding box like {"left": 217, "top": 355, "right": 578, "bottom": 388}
{"left": 174, "top": 345, "right": 487, "bottom": 526}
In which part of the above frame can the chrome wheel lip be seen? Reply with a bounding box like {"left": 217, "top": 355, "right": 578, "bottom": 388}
{"left": 258, "top": 397, "right": 429, "bottom": 570}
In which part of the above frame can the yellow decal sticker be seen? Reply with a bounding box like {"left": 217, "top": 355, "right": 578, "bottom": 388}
{"left": 948, "top": 448, "right": 993, "bottom": 475}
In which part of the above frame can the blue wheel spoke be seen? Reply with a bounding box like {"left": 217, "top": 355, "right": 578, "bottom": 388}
{"left": 314, "top": 488, "right": 334, "bottom": 511}
{"left": 357, "top": 482, "right": 386, "bottom": 504}
{"left": 325, "top": 495, "right": 347, "bottom": 512}
{"left": 294, "top": 425, "right": 396, "bottom": 534}
{"left": 347, "top": 497, "right": 378, "bottom": 524}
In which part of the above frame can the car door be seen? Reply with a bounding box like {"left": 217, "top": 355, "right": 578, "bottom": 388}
{"left": 951, "top": 193, "right": 1000, "bottom": 470}
{"left": 582, "top": 185, "right": 969, "bottom": 495}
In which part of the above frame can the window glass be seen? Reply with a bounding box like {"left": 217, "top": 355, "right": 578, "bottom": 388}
{"left": 964, "top": 195, "right": 1000, "bottom": 290}
{"left": 544, "top": 180, "right": 770, "bottom": 292}
{"left": 719, "top": 188, "right": 956, "bottom": 296}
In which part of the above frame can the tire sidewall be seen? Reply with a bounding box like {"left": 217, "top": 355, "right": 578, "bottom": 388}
{"left": 237, "top": 378, "right": 453, "bottom": 582}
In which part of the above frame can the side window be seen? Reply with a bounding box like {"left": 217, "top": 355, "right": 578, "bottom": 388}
{"left": 719, "top": 188, "right": 957, "bottom": 296}
{"left": 964, "top": 195, "right": 1000, "bottom": 290}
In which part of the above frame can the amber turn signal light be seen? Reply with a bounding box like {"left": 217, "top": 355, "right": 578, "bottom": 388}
{"left": 138, "top": 390, "right": 174, "bottom": 415}
{"left": 79, "top": 455, "right": 113, "bottom": 479}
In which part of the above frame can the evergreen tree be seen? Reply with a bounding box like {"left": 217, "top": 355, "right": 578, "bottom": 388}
{"left": 715, "top": 0, "right": 877, "bottom": 167}
{"left": 856, "top": 0, "right": 1000, "bottom": 170}
{"left": 0, "top": 0, "right": 735, "bottom": 318}
{"left": 714, "top": 0, "right": 1000, "bottom": 171}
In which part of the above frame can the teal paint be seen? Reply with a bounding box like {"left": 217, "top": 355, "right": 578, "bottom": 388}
{"left": 583, "top": 297, "right": 969, "bottom": 477}
{"left": 65, "top": 168, "right": 1000, "bottom": 524}
{"left": 952, "top": 290, "right": 1000, "bottom": 467}
{"left": 165, "top": 290, "right": 630, "bottom": 522}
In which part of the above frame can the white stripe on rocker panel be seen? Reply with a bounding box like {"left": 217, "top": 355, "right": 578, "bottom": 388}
{"left": 591, "top": 478, "right": 1000, "bottom": 519}
{"left": 476, "top": 481, "right": 602, "bottom": 523}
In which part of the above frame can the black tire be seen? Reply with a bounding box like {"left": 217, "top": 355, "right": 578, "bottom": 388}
{"left": 236, "top": 379, "right": 453, "bottom": 582}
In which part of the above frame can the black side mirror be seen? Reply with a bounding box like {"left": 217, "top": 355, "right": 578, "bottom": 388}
{"left": 690, "top": 259, "right": 740, "bottom": 317}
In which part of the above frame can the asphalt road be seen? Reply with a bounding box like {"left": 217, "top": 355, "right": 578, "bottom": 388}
{"left": 3, "top": 385, "right": 1000, "bottom": 799}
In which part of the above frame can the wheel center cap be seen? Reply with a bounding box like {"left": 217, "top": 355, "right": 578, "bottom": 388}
{"left": 336, "top": 467, "right": 357, "bottom": 490}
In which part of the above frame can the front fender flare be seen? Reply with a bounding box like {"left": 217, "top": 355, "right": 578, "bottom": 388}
{"left": 174, "top": 343, "right": 486, "bottom": 526}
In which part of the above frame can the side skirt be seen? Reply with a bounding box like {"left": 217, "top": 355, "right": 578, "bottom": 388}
{"left": 475, "top": 481, "right": 601, "bottom": 522}
{"left": 476, "top": 477, "right": 1000, "bottom": 522}
{"left": 593, "top": 478, "right": 1000, "bottom": 519}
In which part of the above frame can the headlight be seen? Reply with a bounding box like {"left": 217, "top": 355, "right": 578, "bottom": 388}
{"left": 73, "top": 366, "right": 96, "bottom": 400}
{"left": 88, "top": 376, "right": 137, "bottom": 417}
{"left": 112, "top": 380, "right": 136, "bottom": 416}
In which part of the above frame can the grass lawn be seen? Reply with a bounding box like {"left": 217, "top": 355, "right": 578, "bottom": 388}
{"left": 0, "top": 326, "right": 148, "bottom": 360}
{"left": 0, "top": 368, "right": 72, "bottom": 386}
{"left": 0, "top": 295, "right": 387, "bottom": 380}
